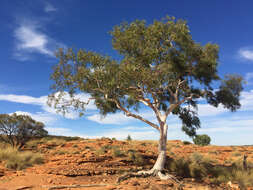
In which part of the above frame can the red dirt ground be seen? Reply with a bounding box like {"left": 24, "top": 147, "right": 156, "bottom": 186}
{"left": 0, "top": 138, "right": 252, "bottom": 190}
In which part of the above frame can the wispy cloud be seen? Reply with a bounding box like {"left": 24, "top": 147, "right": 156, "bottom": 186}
{"left": 13, "top": 20, "right": 63, "bottom": 60}
{"left": 13, "top": 111, "right": 57, "bottom": 124}
{"left": 87, "top": 109, "right": 157, "bottom": 125}
{"left": 238, "top": 47, "right": 253, "bottom": 62}
{"left": 246, "top": 72, "right": 253, "bottom": 85}
{"left": 0, "top": 93, "right": 96, "bottom": 119}
{"left": 0, "top": 94, "right": 46, "bottom": 105}
{"left": 44, "top": 2, "right": 57, "bottom": 13}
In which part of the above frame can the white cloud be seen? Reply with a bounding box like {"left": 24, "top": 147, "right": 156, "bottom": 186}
{"left": 44, "top": 2, "right": 57, "bottom": 12}
{"left": 246, "top": 72, "right": 253, "bottom": 85}
{"left": 0, "top": 94, "right": 46, "bottom": 105}
{"left": 101, "top": 129, "right": 159, "bottom": 140}
{"left": 240, "top": 90, "right": 253, "bottom": 111}
{"left": 239, "top": 48, "right": 253, "bottom": 61}
{"left": 198, "top": 104, "right": 227, "bottom": 117}
{"left": 87, "top": 109, "right": 158, "bottom": 125}
{"left": 199, "top": 118, "right": 253, "bottom": 133}
{"left": 78, "top": 125, "right": 160, "bottom": 140}
{"left": 15, "top": 24, "right": 53, "bottom": 56}
{"left": 46, "top": 127, "right": 72, "bottom": 136}
{"left": 14, "top": 20, "right": 64, "bottom": 60}
{"left": 13, "top": 111, "right": 57, "bottom": 124}
{"left": 0, "top": 93, "right": 96, "bottom": 120}
{"left": 87, "top": 112, "right": 134, "bottom": 125}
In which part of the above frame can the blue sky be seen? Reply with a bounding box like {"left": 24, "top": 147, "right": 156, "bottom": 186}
{"left": 0, "top": 0, "right": 253, "bottom": 145}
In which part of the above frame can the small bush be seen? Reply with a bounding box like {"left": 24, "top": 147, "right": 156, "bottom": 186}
{"left": 126, "top": 135, "right": 132, "bottom": 141}
{"left": 53, "top": 150, "right": 68, "bottom": 155}
{"left": 166, "top": 154, "right": 253, "bottom": 188}
{"left": 193, "top": 134, "right": 211, "bottom": 146}
{"left": 112, "top": 147, "right": 123, "bottom": 157}
{"left": 127, "top": 149, "right": 143, "bottom": 165}
{"left": 232, "top": 169, "right": 253, "bottom": 189}
{"left": 112, "top": 137, "right": 116, "bottom": 140}
{"left": 95, "top": 145, "right": 110, "bottom": 155}
{"left": 183, "top": 141, "right": 192, "bottom": 145}
{"left": 26, "top": 139, "right": 44, "bottom": 148}
{"left": 46, "top": 138, "right": 66, "bottom": 146}
{"left": 0, "top": 148, "right": 44, "bottom": 170}
{"left": 232, "top": 152, "right": 241, "bottom": 157}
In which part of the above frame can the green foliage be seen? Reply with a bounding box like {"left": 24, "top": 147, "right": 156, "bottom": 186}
{"left": 95, "top": 147, "right": 107, "bottom": 156}
{"left": 183, "top": 141, "right": 192, "bottom": 145}
{"left": 42, "top": 135, "right": 81, "bottom": 142}
{"left": 112, "top": 146, "right": 123, "bottom": 157}
{"left": 95, "top": 145, "right": 114, "bottom": 155}
{"left": 126, "top": 135, "right": 132, "bottom": 141}
{"left": 45, "top": 138, "right": 66, "bottom": 146}
{"left": 49, "top": 16, "right": 243, "bottom": 140}
{"left": 0, "top": 114, "right": 48, "bottom": 149}
{"left": 0, "top": 147, "right": 44, "bottom": 170}
{"left": 53, "top": 150, "right": 68, "bottom": 155}
{"left": 167, "top": 154, "right": 253, "bottom": 188}
{"left": 193, "top": 134, "right": 211, "bottom": 146}
{"left": 127, "top": 149, "right": 144, "bottom": 165}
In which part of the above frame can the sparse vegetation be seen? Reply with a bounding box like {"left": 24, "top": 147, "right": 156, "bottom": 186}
{"left": 112, "top": 146, "right": 123, "bottom": 157}
{"left": 0, "top": 147, "right": 44, "bottom": 170}
{"left": 45, "top": 138, "right": 66, "bottom": 146}
{"left": 53, "top": 150, "right": 69, "bottom": 155}
{"left": 127, "top": 149, "right": 144, "bottom": 165}
{"left": 166, "top": 152, "right": 253, "bottom": 188}
{"left": 126, "top": 135, "right": 132, "bottom": 141}
{"left": 95, "top": 145, "right": 113, "bottom": 155}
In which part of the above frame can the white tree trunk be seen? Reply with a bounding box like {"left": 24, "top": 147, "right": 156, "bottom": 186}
{"left": 152, "top": 124, "right": 168, "bottom": 172}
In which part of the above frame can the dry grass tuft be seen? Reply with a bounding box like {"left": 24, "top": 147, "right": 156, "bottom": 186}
{"left": 0, "top": 147, "right": 44, "bottom": 170}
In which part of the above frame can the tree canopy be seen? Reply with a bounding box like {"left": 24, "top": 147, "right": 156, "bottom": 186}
{"left": 49, "top": 16, "right": 243, "bottom": 138}
{"left": 0, "top": 113, "right": 48, "bottom": 149}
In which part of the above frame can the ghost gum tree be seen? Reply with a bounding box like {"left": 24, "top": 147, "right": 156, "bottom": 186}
{"left": 49, "top": 17, "right": 243, "bottom": 180}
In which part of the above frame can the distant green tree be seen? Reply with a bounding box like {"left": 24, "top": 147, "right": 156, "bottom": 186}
{"left": 193, "top": 134, "right": 211, "bottom": 146}
{"left": 0, "top": 114, "right": 48, "bottom": 149}
{"left": 126, "top": 134, "right": 132, "bottom": 141}
{"left": 49, "top": 16, "right": 243, "bottom": 179}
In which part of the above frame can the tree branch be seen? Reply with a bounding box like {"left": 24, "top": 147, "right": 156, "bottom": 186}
{"left": 165, "top": 94, "right": 194, "bottom": 118}
{"left": 113, "top": 100, "right": 160, "bottom": 131}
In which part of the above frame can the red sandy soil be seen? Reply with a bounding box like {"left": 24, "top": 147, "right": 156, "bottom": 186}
{"left": 0, "top": 138, "right": 253, "bottom": 190}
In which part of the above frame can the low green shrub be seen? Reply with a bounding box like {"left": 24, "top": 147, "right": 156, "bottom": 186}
{"left": 193, "top": 134, "right": 211, "bottom": 146}
{"left": 53, "top": 150, "right": 68, "bottom": 155}
{"left": 166, "top": 153, "right": 253, "bottom": 188}
{"left": 127, "top": 149, "right": 143, "bottom": 165}
{"left": 126, "top": 135, "right": 132, "bottom": 141}
{"left": 0, "top": 148, "right": 44, "bottom": 170}
{"left": 183, "top": 141, "right": 192, "bottom": 145}
{"left": 95, "top": 145, "right": 112, "bottom": 155}
{"left": 112, "top": 147, "right": 123, "bottom": 157}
